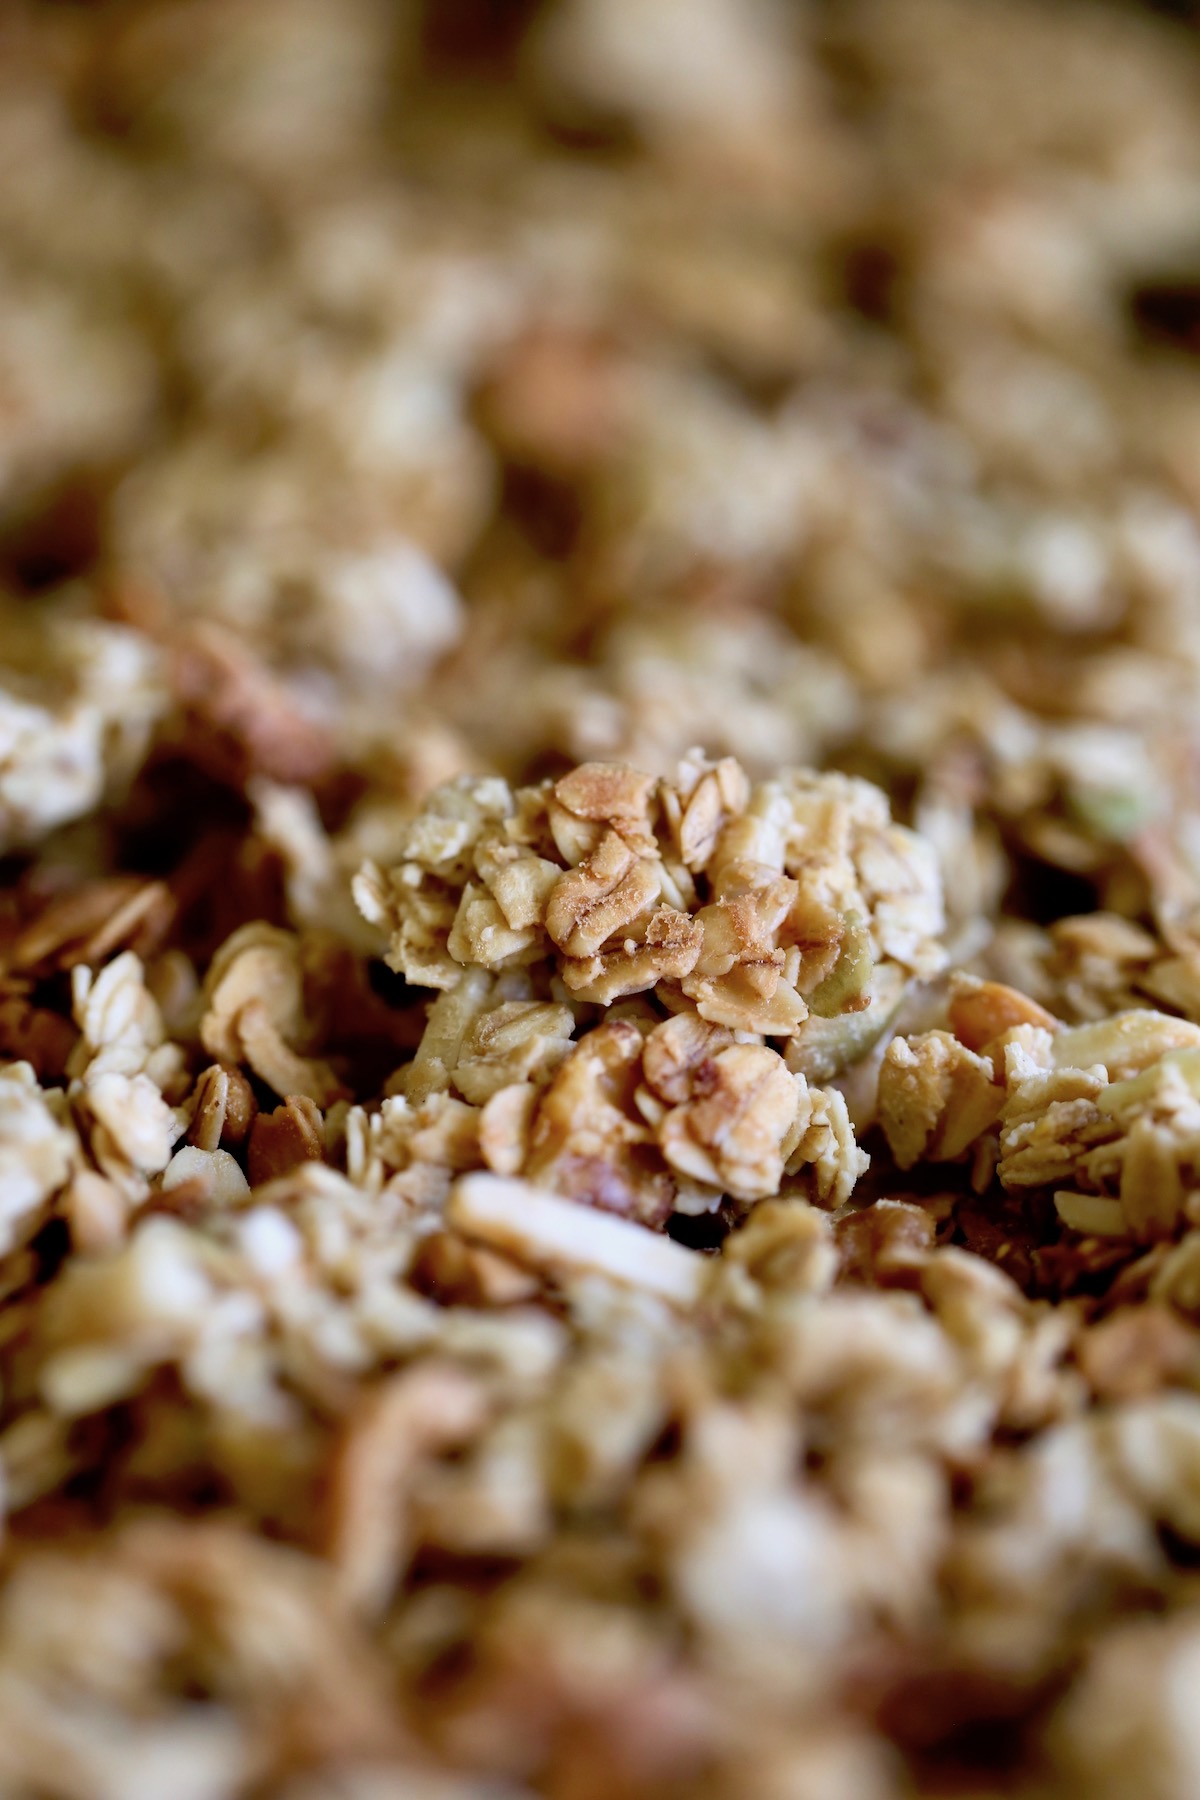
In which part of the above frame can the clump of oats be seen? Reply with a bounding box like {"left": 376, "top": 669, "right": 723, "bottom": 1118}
{"left": 357, "top": 755, "right": 944, "bottom": 1022}
{"left": 878, "top": 978, "right": 1200, "bottom": 1242}
{"left": 354, "top": 753, "right": 939, "bottom": 1216}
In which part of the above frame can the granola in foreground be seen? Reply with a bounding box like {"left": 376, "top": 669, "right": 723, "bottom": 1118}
{"left": 9, "top": 0, "right": 1200, "bottom": 1794}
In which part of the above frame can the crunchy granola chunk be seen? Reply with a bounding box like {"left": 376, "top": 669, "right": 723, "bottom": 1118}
{"left": 656, "top": 1040, "right": 806, "bottom": 1202}
{"left": 357, "top": 757, "right": 945, "bottom": 1034}
{"left": 357, "top": 756, "right": 940, "bottom": 1200}
{"left": 879, "top": 989, "right": 1200, "bottom": 1243}
{"left": 352, "top": 756, "right": 941, "bottom": 1223}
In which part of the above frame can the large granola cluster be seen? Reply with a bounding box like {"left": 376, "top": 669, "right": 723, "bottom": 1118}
{"left": 349, "top": 755, "right": 941, "bottom": 1217}
{"left": 9, "top": 0, "right": 1200, "bottom": 1795}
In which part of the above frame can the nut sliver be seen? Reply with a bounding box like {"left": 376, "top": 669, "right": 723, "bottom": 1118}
{"left": 447, "top": 1172, "right": 707, "bottom": 1307}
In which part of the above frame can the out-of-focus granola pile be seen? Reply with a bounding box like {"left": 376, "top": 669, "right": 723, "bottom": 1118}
{"left": 10, "top": 0, "right": 1200, "bottom": 1793}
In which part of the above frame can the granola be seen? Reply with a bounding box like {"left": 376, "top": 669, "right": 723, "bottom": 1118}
{"left": 7, "top": 0, "right": 1200, "bottom": 1795}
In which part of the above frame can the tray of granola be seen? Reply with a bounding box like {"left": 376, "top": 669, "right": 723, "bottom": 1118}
{"left": 2, "top": 1, "right": 1200, "bottom": 1794}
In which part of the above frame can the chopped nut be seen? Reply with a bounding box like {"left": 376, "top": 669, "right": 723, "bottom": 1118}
{"left": 878, "top": 1031, "right": 1003, "bottom": 1170}
{"left": 478, "top": 1082, "right": 538, "bottom": 1176}
{"left": 948, "top": 976, "right": 1059, "bottom": 1052}
{"left": 247, "top": 1096, "right": 325, "bottom": 1187}
{"left": 658, "top": 1042, "right": 805, "bottom": 1202}
{"left": 448, "top": 1173, "right": 707, "bottom": 1305}
{"left": 161, "top": 1144, "right": 251, "bottom": 1205}
{"left": 642, "top": 1012, "right": 737, "bottom": 1107}
{"left": 1053, "top": 1192, "right": 1128, "bottom": 1238}
{"left": 409, "top": 1231, "right": 540, "bottom": 1307}
{"left": 186, "top": 1064, "right": 258, "bottom": 1153}
{"left": 546, "top": 830, "right": 660, "bottom": 957}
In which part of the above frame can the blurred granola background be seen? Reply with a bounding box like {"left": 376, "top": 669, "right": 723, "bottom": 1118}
{"left": 6, "top": 0, "right": 1200, "bottom": 1795}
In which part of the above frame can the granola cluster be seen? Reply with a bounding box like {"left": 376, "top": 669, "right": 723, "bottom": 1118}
{"left": 348, "top": 754, "right": 941, "bottom": 1217}
{"left": 8, "top": 0, "right": 1200, "bottom": 1796}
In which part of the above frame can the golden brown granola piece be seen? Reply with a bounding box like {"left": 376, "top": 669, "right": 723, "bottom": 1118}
{"left": 409, "top": 1230, "right": 540, "bottom": 1308}
{"left": 61, "top": 1169, "right": 128, "bottom": 1255}
{"left": 552, "top": 762, "right": 659, "bottom": 855}
{"left": 561, "top": 905, "right": 704, "bottom": 1003}
{"left": 185, "top": 1063, "right": 257, "bottom": 1153}
{"left": 1002, "top": 1047, "right": 1200, "bottom": 1241}
{"left": 524, "top": 1019, "right": 673, "bottom": 1226}
{"left": 200, "top": 923, "right": 345, "bottom": 1106}
{"left": 545, "top": 828, "right": 661, "bottom": 958}
{"left": 1047, "top": 913, "right": 1158, "bottom": 1019}
{"left": 720, "top": 1197, "right": 838, "bottom": 1296}
{"left": 247, "top": 1095, "right": 325, "bottom": 1187}
{"left": 948, "top": 975, "right": 1058, "bottom": 1053}
{"left": 641, "top": 1011, "right": 735, "bottom": 1106}
{"left": 453, "top": 999, "right": 575, "bottom": 1105}
{"left": 662, "top": 752, "right": 752, "bottom": 874}
{"left": 657, "top": 1040, "right": 804, "bottom": 1203}
{"left": 4, "top": 877, "right": 174, "bottom": 979}
{"left": 478, "top": 1081, "right": 538, "bottom": 1176}
{"left": 326, "top": 1361, "right": 488, "bottom": 1618}
{"left": 878, "top": 1030, "right": 1004, "bottom": 1170}
{"left": 357, "top": 756, "right": 944, "bottom": 1039}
